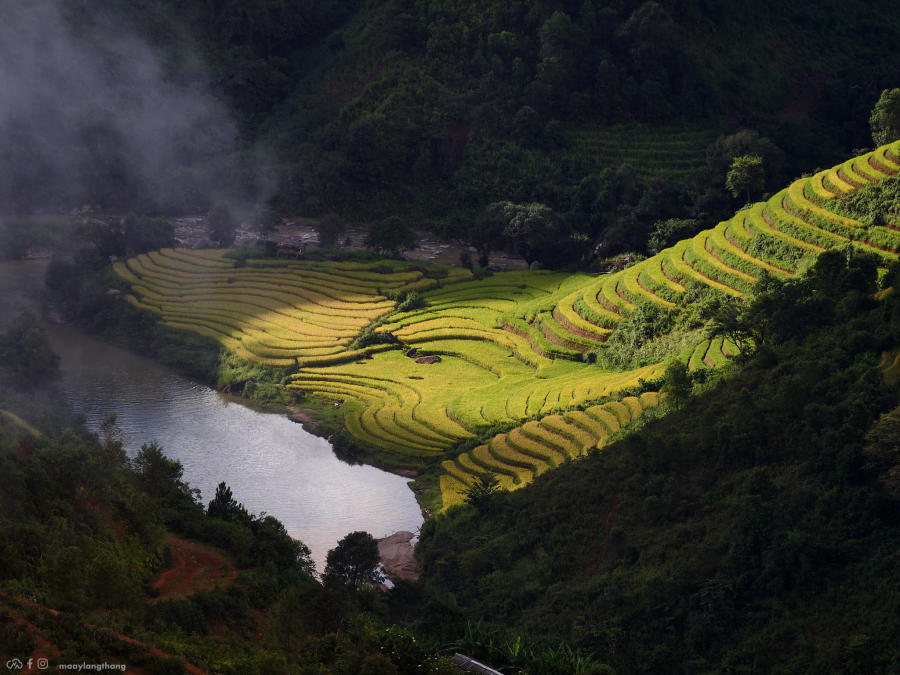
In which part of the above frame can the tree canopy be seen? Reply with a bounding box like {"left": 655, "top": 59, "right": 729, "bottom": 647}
{"left": 324, "top": 530, "right": 384, "bottom": 589}
{"left": 870, "top": 88, "right": 900, "bottom": 146}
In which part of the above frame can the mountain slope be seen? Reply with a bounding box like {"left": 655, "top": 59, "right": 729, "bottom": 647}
{"left": 412, "top": 249, "right": 900, "bottom": 672}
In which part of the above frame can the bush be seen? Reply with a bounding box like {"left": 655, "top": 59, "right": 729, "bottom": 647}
{"left": 316, "top": 213, "right": 349, "bottom": 248}
{"left": 365, "top": 216, "right": 417, "bottom": 256}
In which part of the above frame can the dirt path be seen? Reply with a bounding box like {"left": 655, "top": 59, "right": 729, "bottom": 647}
{"left": 150, "top": 535, "right": 237, "bottom": 601}
{"left": 0, "top": 590, "right": 205, "bottom": 674}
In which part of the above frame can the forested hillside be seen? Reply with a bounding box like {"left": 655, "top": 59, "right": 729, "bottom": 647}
{"left": 4, "top": 1, "right": 900, "bottom": 672}
{"left": 410, "top": 250, "right": 900, "bottom": 673}
{"left": 6, "top": 0, "right": 900, "bottom": 264}
{"left": 0, "top": 315, "right": 458, "bottom": 673}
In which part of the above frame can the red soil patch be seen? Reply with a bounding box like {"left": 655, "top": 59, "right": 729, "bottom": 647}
{"left": 4, "top": 607, "right": 61, "bottom": 664}
{"left": 150, "top": 536, "right": 237, "bottom": 602}
{"left": 0, "top": 591, "right": 204, "bottom": 674}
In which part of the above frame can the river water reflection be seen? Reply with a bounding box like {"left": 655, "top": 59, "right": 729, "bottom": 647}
{"left": 0, "top": 261, "right": 423, "bottom": 569}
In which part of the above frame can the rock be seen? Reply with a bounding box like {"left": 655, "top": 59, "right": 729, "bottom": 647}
{"left": 377, "top": 531, "right": 420, "bottom": 581}
{"left": 414, "top": 355, "right": 441, "bottom": 364}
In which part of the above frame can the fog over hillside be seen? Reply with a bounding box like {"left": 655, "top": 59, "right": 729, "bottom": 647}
{"left": 0, "top": 2, "right": 261, "bottom": 216}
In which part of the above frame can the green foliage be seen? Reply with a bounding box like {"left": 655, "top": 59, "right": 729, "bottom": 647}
{"left": 324, "top": 531, "right": 384, "bottom": 589}
{"left": 122, "top": 214, "right": 175, "bottom": 254}
{"left": 661, "top": 359, "right": 691, "bottom": 408}
{"left": 725, "top": 154, "right": 765, "bottom": 202}
{"left": 349, "top": 326, "right": 399, "bottom": 350}
{"left": 207, "top": 204, "right": 237, "bottom": 248}
{"left": 834, "top": 174, "right": 900, "bottom": 227}
{"left": 461, "top": 472, "right": 501, "bottom": 512}
{"left": 863, "top": 406, "right": 900, "bottom": 501}
{"left": 365, "top": 216, "right": 417, "bottom": 257}
{"left": 482, "top": 201, "right": 571, "bottom": 266}
{"left": 315, "top": 213, "right": 349, "bottom": 249}
{"left": 132, "top": 441, "right": 202, "bottom": 516}
{"left": 647, "top": 218, "right": 702, "bottom": 254}
{"left": 0, "top": 217, "right": 63, "bottom": 260}
{"left": 0, "top": 312, "right": 60, "bottom": 387}
{"left": 385, "top": 289, "right": 426, "bottom": 312}
{"left": 870, "top": 88, "right": 900, "bottom": 146}
{"left": 223, "top": 244, "right": 269, "bottom": 263}
{"left": 414, "top": 252, "right": 900, "bottom": 672}
{"left": 207, "top": 481, "right": 249, "bottom": 522}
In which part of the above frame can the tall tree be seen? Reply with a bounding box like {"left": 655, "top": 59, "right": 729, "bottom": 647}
{"left": 725, "top": 155, "right": 765, "bottom": 203}
{"left": 870, "top": 88, "right": 900, "bottom": 146}
{"left": 324, "top": 531, "right": 384, "bottom": 589}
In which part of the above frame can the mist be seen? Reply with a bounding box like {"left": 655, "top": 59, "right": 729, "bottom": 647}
{"left": 0, "top": 2, "right": 264, "bottom": 216}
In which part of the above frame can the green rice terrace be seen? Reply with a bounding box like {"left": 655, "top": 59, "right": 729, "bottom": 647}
{"left": 566, "top": 124, "right": 718, "bottom": 179}
{"left": 114, "top": 141, "right": 900, "bottom": 511}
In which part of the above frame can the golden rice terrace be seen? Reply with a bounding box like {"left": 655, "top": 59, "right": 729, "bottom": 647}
{"left": 115, "top": 141, "right": 900, "bottom": 509}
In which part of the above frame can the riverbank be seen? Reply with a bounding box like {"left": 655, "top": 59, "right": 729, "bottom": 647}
{"left": 2, "top": 259, "right": 425, "bottom": 571}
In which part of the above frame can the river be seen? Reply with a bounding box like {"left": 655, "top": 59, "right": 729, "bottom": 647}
{"left": 0, "top": 260, "right": 423, "bottom": 570}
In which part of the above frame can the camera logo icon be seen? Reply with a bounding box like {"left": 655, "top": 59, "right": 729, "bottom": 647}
{"left": 37, "top": 659, "right": 49, "bottom": 670}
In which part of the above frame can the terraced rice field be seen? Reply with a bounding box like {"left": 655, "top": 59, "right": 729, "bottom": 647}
{"left": 113, "top": 142, "right": 900, "bottom": 508}
{"left": 567, "top": 124, "right": 717, "bottom": 179}
{"left": 554, "top": 142, "right": 900, "bottom": 362}
{"left": 116, "top": 250, "right": 469, "bottom": 367}
{"left": 439, "top": 392, "right": 661, "bottom": 510}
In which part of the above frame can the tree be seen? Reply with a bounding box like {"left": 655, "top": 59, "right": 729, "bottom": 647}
{"left": 123, "top": 215, "right": 174, "bottom": 254}
{"left": 870, "top": 88, "right": 900, "bottom": 146}
{"left": 0, "top": 312, "right": 60, "bottom": 386}
{"left": 470, "top": 203, "right": 509, "bottom": 267}
{"left": 364, "top": 216, "right": 416, "bottom": 257}
{"left": 324, "top": 531, "right": 384, "bottom": 588}
{"left": 725, "top": 155, "right": 765, "bottom": 203}
{"left": 315, "top": 213, "right": 348, "bottom": 249}
{"left": 98, "top": 412, "right": 126, "bottom": 464}
{"left": 647, "top": 218, "right": 701, "bottom": 255}
{"left": 864, "top": 406, "right": 900, "bottom": 500}
{"left": 662, "top": 359, "right": 692, "bottom": 409}
{"left": 461, "top": 472, "right": 501, "bottom": 511}
{"left": 706, "top": 129, "right": 784, "bottom": 190}
{"left": 132, "top": 442, "right": 201, "bottom": 509}
{"left": 207, "top": 481, "right": 249, "bottom": 522}
{"left": 480, "top": 201, "right": 568, "bottom": 266}
{"left": 208, "top": 204, "right": 237, "bottom": 248}
{"left": 708, "top": 300, "right": 756, "bottom": 357}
